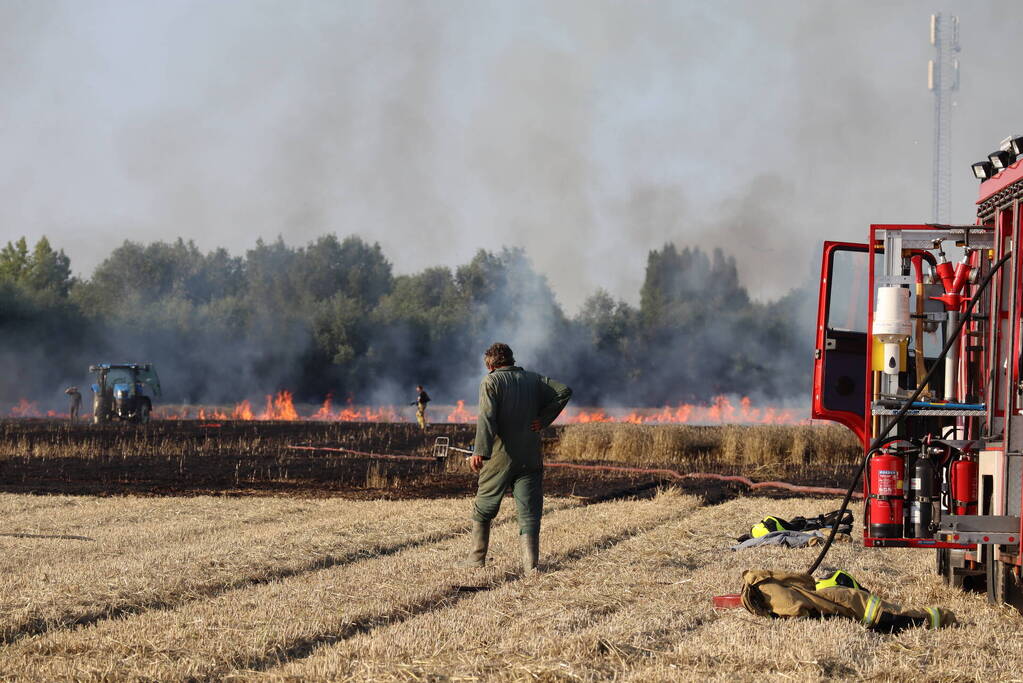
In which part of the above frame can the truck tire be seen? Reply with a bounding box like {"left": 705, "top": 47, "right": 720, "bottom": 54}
{"left": 986, "top": 552, "right": 1010, "bottom": 605}
{"left": 987, "top": 552, "right": 1023, "bottom": 611}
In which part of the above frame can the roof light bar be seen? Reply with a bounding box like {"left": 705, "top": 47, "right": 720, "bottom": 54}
{"left": 988, "top": 149, "right": 1015, "bottom": 171}
{"left": 972, "top": 160, "right": 995, "bottom": 180}
{"left": 1009, "top": 136, "right": 1023, "bottom": 157}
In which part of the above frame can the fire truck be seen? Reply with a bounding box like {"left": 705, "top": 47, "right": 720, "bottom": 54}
{"left": 813, "top": 135, "right": 1023, "bottom": 608}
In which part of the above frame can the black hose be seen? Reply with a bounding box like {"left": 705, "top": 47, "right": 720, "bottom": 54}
{"left": 807, "top": 251, "right": 1011, "bottom": 575}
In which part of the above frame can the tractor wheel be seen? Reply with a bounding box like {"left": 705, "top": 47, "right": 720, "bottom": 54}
{"left": 138, "top": 401, "right": 151, "bottom": 424}
{"left": 92, "top": 394, "right": 107, "bottom": 424}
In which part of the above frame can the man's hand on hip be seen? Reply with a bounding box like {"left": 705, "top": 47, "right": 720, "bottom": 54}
{"left": 469, "top": 455, "right": 484, "bottom": 473}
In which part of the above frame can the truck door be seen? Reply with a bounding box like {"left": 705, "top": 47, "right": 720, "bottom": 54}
{"left": 813, "top": 241, "right": 869, "bottom": 445}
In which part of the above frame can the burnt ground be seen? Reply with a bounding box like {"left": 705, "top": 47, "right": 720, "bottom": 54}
{"left": 0, "top": 420, "right": 696, "bottom": 501}
{"left": 0, "top": 420, "right": 850, "bottom": 502}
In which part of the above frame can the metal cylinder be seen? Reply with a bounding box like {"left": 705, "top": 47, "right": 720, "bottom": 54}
{"left": 869, "top": 452, "right": 905, "bottom": 539}
{"left": 909, "top": 456, "right": 935, "bottom": 538}
{"left": 945, "top": 310, "right": 959, "bottom": 400}
{"left": 950, "top": 458, "right": 978, "bottom": 515}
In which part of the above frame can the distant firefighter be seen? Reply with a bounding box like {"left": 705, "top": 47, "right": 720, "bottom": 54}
{"left": 65, "top": 386, "right": 82, "bottom": 423}
{"left": 458, "top": 342, "right": 572, "bottom": 573}
{"left": 411, "top": 385, "right": 431, "bottom": 429}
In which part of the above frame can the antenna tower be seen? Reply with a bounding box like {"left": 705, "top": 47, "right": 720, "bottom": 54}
{"left": 929, "top": 13, "right": 960, "bottom": 223}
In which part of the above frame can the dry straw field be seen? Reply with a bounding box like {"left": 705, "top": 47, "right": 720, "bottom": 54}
{"left": 2, "top": 490, "right": 1022, "bottom": 681}
{"left": 555, "top": 422, "right": 862, "bottom": 479}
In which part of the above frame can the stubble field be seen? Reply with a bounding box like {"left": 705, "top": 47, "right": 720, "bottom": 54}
{"left": 1, "top": 420, "right": 1020, "bottom": 680}
{"left": 1, "top": 491, "right": 1021, "bottom": 680}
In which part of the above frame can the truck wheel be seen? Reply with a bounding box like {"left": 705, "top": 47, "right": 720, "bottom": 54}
{"left": 936, "top": 548, "right": 952, "bottom": 584}
{"left": 987, "top": 553, "right": 1023, "bottom": 612}
{"left": 987, "top": 552, "right": 1007, "bottom": 605}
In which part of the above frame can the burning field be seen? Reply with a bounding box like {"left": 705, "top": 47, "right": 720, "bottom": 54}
{"left": 7, "top": 392, "right": 805, "bottom": 425}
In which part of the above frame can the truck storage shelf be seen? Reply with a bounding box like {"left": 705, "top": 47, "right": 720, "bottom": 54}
{"left": 871, "top": 405, "right": 987, "bottom": 417}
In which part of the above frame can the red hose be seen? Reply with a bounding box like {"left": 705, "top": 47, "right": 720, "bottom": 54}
{"left": 286, "top": 445, "right": 859, "bottom": 498}
{"left": 545, "top": 462, "right": 860, "bottom": 498}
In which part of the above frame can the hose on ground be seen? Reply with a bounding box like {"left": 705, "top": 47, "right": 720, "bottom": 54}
{"left": 806, "top": 251, "right": 1012, "bottom": 575}
{"left": 286, "top": 445, "right": 864, "bottom": 498}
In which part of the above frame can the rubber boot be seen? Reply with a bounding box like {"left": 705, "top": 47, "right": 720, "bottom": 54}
{"left": 456, "top": 521, "right": 490, "bottom": 568}
{"left": 520, "top": 531, "right": 539, "bottom": 573}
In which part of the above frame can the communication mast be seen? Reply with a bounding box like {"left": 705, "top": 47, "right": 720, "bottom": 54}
{"left": 929, "top": 13, "right": 960, "bottom": 224}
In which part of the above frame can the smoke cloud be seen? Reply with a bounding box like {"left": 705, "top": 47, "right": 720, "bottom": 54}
{"left": 1, "top": 2, "right": 1020, "bottom": 414}
{"left": 0, "top": 1, "right": 1018, "bottom": 312}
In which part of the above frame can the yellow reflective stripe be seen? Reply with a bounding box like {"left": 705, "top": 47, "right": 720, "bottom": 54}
{"left": 925, "top": 606, "right": 940, "bottom": 630}
{"left": 861, "top": 595, "right": 882, "bottom": 627}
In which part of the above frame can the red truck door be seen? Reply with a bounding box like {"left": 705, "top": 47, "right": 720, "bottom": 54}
{"left": 812, "top": 241, "right": 869, "bottom": 445}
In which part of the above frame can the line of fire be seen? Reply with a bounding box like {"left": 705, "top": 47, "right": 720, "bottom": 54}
{"left": 9, "top": 393, "right": 801, "bottom": 425}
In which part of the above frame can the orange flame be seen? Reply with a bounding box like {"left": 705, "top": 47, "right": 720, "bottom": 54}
{"left": 562, "top": 396, "right": 799, "bottom": 424}
{"left": 233, "top": 400, "right": 254, "bottom": 420}
{"left": 10, "top": 398, "right": 41, "bottom": 418}
{"left": 9, "top": 392, "right": 803, "bottom": 424}
{"left": 446, "top": 400, "right": 475, "bottom": 423}
{"left": 312, "top": 394, "right": 334, "bottom": 420}
{"left": 261, "top": 391, "right": 298, "bottom": 420}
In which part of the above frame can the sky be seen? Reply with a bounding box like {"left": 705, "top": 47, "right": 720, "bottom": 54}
{"left": 0, "top": 0, "right": 1019, "bottom": 312}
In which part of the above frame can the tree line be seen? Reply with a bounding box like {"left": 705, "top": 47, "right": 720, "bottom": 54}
{"left": 0, "top": 235, "right": 815, "bottom": 408}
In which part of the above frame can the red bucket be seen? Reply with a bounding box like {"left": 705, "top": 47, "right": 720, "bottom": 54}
{"left": 712, "top": 593, "right": 743, "bottom": 609}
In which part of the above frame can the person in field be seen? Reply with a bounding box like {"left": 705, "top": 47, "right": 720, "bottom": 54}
{"left": 411, "top": 385, "right": 431, "bottom": 429}
{"left": 65, "top": 386, "right": 82, "bottom": 423}
{"left": 459, "top": 342, "right": 572, "bottom": 572}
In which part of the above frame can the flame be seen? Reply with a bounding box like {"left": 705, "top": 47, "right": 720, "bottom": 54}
{"left": 312, "top": 394, "right": 334, "bottom": 420}
{"left": 561, "top": 396, "right": 800, "bottom": 424}
{"left": 8, "top": 392, "right": 803, "bottom": 424}
{"left": 10, "top": 398, "right": 41, "bottom": 418}
{"left": 447, "top": 400, "right": 475, "bottom": 423}
{"left": 261, "top": 391, "right": 299, "bottom": 420}
{"left": 233, "top": 400, "right": 254, "bottom": 420}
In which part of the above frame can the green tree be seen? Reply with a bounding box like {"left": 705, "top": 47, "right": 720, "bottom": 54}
{"left": 0, "top": 237, "right": 29, "bottom": 282}
{"left": 0, "top": 236, "right": 72, "bottom": 296}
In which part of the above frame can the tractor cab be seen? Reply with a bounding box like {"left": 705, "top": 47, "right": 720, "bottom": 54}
{"left": 89, "top": 363, "right": 161, "bottom": 424}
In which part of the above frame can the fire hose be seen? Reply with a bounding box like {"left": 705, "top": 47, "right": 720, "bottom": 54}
{"left": 285, "top": 444, "right": 862, "bottom": 498}
{"left": 806, "top": 251, "right": 1011, "bottom": 574}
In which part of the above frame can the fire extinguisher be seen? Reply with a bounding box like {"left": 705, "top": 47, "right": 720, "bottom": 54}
{"left": 908, "top": 456, "right": 935, "bottom": 538}
{"left": 869, "top": 450, "right": 905, "bottom": 538}
{"left": 949, "top": 457, "right": 978, "bottom": 515}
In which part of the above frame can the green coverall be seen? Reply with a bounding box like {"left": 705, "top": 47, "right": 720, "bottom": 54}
{"left": 471, "top": 366, "right": 572, "bottom": 535}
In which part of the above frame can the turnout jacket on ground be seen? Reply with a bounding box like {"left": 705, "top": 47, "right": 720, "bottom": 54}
{"left": 472, "top": 366, "right": 572, "bottom": 465}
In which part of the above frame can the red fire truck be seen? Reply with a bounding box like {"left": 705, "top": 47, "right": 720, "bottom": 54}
{"left": 813, "top": 135, "right": 1023, "bottom": 608}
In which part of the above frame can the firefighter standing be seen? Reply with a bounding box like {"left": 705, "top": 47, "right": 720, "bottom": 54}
{"left": 459, "top": 342, "right": 572, "bottom": 572}
{"left": 411, "top": 385, "right": 431, "bottom": 430}
{"left": 65, "top": 386, "right": 82, "bottom": 423}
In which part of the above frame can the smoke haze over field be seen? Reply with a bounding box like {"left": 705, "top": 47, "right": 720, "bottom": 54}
{"left": 0, "top": 1, "right": 1019, "bottom": 310}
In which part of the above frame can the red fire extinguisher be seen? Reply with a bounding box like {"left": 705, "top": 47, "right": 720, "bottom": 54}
{"left": 949, "top": 457, "right": 978, "bottom": 515}
{"left": 869, "top": 450, "right": 905, "bottom": 538}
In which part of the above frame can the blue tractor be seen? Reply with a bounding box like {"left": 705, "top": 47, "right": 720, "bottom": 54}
{"left": 89, "top": 363, "right": 162, "bottom": 424}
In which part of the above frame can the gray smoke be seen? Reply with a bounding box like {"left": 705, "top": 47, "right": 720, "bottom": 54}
{"left": 0, "top": 2, "right": 1018, "bottom": 313}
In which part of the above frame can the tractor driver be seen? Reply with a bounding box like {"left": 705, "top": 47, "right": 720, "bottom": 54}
{"left": 65, "top": 386, "right": 82, "bottom": 423}
{"left": 458, "top": 342, "right": 572, "bottom": 572}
